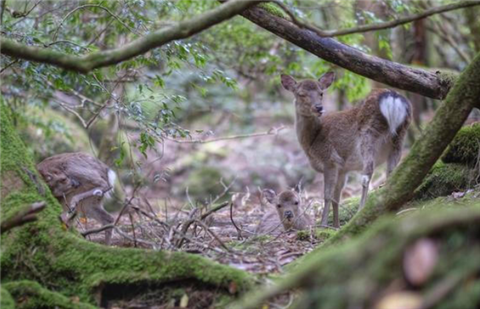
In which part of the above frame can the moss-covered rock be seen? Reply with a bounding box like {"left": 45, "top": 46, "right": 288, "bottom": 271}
{"left": 442, "top": 123, "right": 480, "bottom": 165}
{"left": 414, "top": 161, "right": 477, "bottom": 200}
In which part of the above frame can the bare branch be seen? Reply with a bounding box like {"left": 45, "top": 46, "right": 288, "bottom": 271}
{"left": 1, "top": 0, "right": 260, "bottom": 73}
{"left": 239, "top": 5, "right": 455, "bottom": 99}
{"left": 166, "top": 126, "right": 286, "bottom": 144}
{"left": 269, "top": 0, "right": 480, "bottom": 38}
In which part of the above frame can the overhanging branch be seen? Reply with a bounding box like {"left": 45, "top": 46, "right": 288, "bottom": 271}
{"left": 240, "top": 5, "right": 456, "bottom": 100}
{"left": 0, "top": 0, "right": 258, "bottom": 73}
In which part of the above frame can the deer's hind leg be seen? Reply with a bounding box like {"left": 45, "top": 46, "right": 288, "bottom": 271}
{"left": 387, "top": 125, "right": 408, "bottom": 178}
{"left": 359, "top": 132, "right": 379, "bottom": 210}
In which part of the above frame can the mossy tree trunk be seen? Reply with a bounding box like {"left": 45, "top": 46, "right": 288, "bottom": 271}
{"left": 235, "top": 199, "right": 480, "bottom": 309}
{"left": 0, "top": 105, "right": 253, "bottom": 309}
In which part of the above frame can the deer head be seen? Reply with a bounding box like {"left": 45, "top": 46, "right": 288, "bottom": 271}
{"left": 280, "top": 72, "right": 335, "bottom": 117}
{"left": 39, "top": 168, "right": 80, "bottom": 197}
{"left": 262, "top": 189, "right": 302, "bottom": 230}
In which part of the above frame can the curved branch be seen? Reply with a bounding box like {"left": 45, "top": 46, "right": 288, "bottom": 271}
{"left": 0, "top": 0, "right": 259, "bottom": 73}
{"left": 270, "top": 0, "right": 480, "bottom": 38}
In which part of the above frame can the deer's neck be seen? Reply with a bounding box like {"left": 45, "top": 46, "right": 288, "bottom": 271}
{"left": 295, "top": 107, "right": 323, "bottom": 151}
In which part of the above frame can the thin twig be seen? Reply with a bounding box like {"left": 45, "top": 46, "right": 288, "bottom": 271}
{"left": 200, "top": 201, "right": 230, "bottom": 220}
{"left": 165, "top": 126, "right": 286, "bottom": 144}
{"left": 230, "top": 202, "right": 243, "bottom": 240}
{"left": 113, "top": 183, "right": 142, "bottom": 226}
{"left": 53, "top": 4, "right": 139, "bottom": 41}
{"left": 268, "top": 0, "right": 480, "bottom": 37}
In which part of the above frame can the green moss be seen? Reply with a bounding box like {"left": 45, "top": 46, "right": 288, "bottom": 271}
{"left": 3, "top": 281, "right": 97, "bottom": 309}
{"left": 1, "top": 103, "right": 254, "bottom": 306}
{"left": 258, "top": 3, "right": 288, "bottom": 19}
{"left": 296, "top": 229, "right": 336, "bottom": 242}
{"left": 435, "top": 69, "right": 458, "bottom": 91}
{"left": 334, "top": 197, "right": 360, "bottom": 226}
{"left": 1, "top": 287, "right": 15, "bottom": 309}
{"left": 442, "top": 123, "right": 480, "bottom": 165}
{"left": 436, "top": 281, "right": 480, "bottom": 309}
{"left": 240, "top": 204, "right": 480, "bottom": 309}
{"left": 414, "top": 161, "right": 476, "bottom": 200}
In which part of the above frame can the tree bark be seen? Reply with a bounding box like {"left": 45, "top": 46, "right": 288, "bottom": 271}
{"left": 239, "top": 5, "right": 455, "bottom": 100}
{"left": 0, "top": 105, "right": 253, "bottom": 308}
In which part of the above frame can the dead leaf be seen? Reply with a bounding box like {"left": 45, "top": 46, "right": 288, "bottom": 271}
{"left": 375, "top": 292, "right": 422, "bottom": 309}
{"left": 180, "top": 293, "right": 189, "bottom": 308}
{"left": 403, "top": 238, "right": 438, "bottom": 286}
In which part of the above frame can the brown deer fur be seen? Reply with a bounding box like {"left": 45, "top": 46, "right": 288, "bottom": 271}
{"left": 37, "top": 152, "right": 116, "bottom": 244}
{"left": 256, "top": 189, "right": 313, "bottom": 234}
{"left": 281, "top": 72, "right": 411, "bottom": 228}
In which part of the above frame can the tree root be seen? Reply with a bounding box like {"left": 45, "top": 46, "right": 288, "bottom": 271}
{"left": 3, "top": 280, "right": 96, "bottom": 309}
{"left": 0, "top": 104, "right": 254, "bottom": 307}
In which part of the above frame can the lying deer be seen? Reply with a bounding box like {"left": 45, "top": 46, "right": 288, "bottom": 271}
{"left": 281, "top": 72, "right": 411, "bottom": 228}
{"left": 256, "top": 189, "right": 313, "bottom": 234}
{"left": 37, "top": 152, "right": 116, "bottom": 244}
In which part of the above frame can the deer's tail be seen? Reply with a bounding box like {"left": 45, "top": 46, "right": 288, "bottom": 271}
{"left": 379, "top": 91, "right": 411, "bottom": 135}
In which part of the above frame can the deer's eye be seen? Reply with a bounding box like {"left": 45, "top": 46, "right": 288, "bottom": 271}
{"left": 294, "top": 201, "right": 299, "bottom": 205}
{"left": 60, "top": 178, "right": 68, "bottom": 184}
{"left": 277, "top": 204, "right": 282, "bottom": 208}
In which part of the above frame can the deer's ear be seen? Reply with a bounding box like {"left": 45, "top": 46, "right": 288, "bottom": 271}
{"left": 318, "top": 72, "right": 335, "bottom": 90}
{"left": 281, "top": 74, "right": 297, "bottom": 92}
{"left": 262, "top": 189, "right": 277, "bottom": 204}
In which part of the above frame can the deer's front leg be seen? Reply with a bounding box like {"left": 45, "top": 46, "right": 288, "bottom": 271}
{"left": 69, "top": 187, "right": 106, "bottom": 211}
{"left": 321, "top": 167, "right": 338, "bottom": 227}
{"left": 332, "top": 172, "right": 347, "bottom": 228}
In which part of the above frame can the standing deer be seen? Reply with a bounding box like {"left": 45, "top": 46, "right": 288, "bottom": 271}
{"left": 37, "top": 152, "right": 116, "bottom": 244}
{"left": 281, "top": 72, "right": 411, "bottom": 228}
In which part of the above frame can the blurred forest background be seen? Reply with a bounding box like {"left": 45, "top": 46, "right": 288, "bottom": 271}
{"left": 3, "top": 0, "right": 478, "bottom": 213}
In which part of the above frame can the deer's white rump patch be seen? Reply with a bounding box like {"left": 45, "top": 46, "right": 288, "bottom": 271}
{"left": 380, "top": 95, "right": 408, "bottom": 135}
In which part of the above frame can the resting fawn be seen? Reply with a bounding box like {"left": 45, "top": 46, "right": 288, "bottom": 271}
{"left": 256, "top": 189, "right": 313, "bottom": 234}
{"left": 37, "top": 152, "right": 116, "bottom": 244}
{"left": 281, "top": 72, "right": 411, "bottom": 228}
